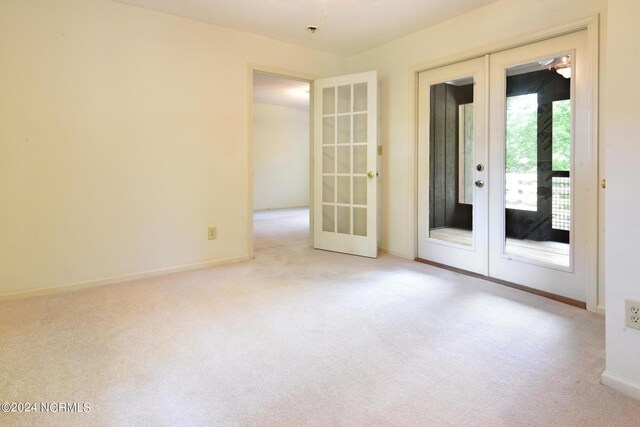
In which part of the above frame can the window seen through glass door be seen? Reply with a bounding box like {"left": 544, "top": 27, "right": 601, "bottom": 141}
{"left": 503, "top": 55, "right": 572, "bottom": 267}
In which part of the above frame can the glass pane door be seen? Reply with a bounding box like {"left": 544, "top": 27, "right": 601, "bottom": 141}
{"left": 314, "top": 71, "right": 378, "bottom": 258}
{"left": 488, "top": 30, "right": 596, "bottom": 306}
{"left": 417, "top": 56, "right": 488, "bottom": 275}
{"left": 428, "top": 77, "right": 475, "bottom": 247}
{"left": 503, "top": 54, "right": 572, "bottom": 268}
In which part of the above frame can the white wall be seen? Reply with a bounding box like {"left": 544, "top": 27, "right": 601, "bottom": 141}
{"left": 602, "top": 0, "right": 640, "bottom": 399}
{"left": 253, "top": 103, "right": 309, "bottom": 210}
{"left": 0, "top": 0, "right": 346, "bottom": 297}
{"left": 346, "top": 0, "right": 607, "bottom": 307}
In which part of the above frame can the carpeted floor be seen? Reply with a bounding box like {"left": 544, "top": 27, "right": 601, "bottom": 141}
{"left": 1, "top": 208, "right": 640, "bottom": 426}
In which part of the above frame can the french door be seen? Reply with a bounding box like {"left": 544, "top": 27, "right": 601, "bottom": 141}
{"left": 417, "top": 31, "right": 596, "bottom": 305}
{"left": 417, "top": 57, "right": 488, "bottom": 274}
{"left": 313, "top": 71, "right": 378, "bottom": 258}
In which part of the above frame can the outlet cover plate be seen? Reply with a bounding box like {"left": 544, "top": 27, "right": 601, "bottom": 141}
{"left": 625, "top": 299, "right": 640, "bottom": 330}
{"left": 208, "top": 226, "right": 217, "bottom": 240}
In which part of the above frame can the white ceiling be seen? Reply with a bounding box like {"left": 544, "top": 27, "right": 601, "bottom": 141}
{"left": 114, "top": 0, "right": 500, "bottom": 56}
{"left": 253, "top": 72, "right": 310, "bottom": 110}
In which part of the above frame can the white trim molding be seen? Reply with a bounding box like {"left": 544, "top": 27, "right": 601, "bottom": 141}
{"left": 0, "top": 255, "right": 250, "bottom": 302}
{"left": 602, "top": 370, "right": 640, "bottom": 400}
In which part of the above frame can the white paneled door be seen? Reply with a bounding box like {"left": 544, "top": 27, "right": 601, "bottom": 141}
{"left": 313, "top": 71, "right": 378, "bottom": 258}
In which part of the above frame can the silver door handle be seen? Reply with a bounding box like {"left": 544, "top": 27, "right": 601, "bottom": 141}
{"left": 475, "top": 180, "right": 485, "bottom": 188}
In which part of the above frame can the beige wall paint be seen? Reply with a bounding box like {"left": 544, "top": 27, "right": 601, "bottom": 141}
{"left": 253, "top": 103, "right": 309, "bottom": 210}
{"left": 603, "top": 0, "right": 640, "bottom": 398}
{"left": 0, "top": 0, "right": 346, "bottom": 297}
{"left": 346, "top": 0, "right": 607, "bottom": 307}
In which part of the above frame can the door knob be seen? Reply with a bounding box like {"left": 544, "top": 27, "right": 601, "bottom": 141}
{"left": 367, "top": 171, "right": 377, "bottom": 179}
{"left": 475, "top": 180, "right": 485, "bottom": 188}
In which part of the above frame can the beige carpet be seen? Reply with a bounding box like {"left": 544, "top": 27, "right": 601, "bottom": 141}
{"left": 1, "top": 208, "right": 639, "bottom": 426}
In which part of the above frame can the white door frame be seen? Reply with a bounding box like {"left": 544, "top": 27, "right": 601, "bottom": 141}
{"left": 247, "top": 65, "right": 316, "bottom": 259}
{"left": 409, "top": 16, "right": 600, "bottom": 312}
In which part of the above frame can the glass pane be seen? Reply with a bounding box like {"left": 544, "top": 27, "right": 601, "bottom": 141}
{"left": 337, "top": 146, "right": 351, "bottom": 174}
{"left": 322, "top": 176, "right": 335, "bottom": 203}
{"left": 354, "top": 83, "right": 367, "bottom": 112}
{"left": 323, "top": 87, "right": 335, "bottom": 115}
{"left": 338, "top": 85, "right": 351, "bottom": 113}
{"left": 353, "top": 207, "right": 367, "bottom": 236}
{"left": 428, "top": 77, "right": 474, "bottom": 246}
{"left": 458, "top": 104, "right": 474, "bottom": 204}
{"left": 323, "top": 205, "right": 335, "bottom": 232}
{"left": 353, "top": 176, "right": 367, "bottom": 205}
{"left": 503, "top": 55, "right": 572, "bottom": 268}
{"left": 552, "top": 177, "right": 570, "bottom": 231}
{"left": 354, "top": 113, "right": 367, "bottom": 143}
{"left": 323, "top": 117, "right": 335, "bottom": 145}
{"left": 337, "top": 116, "right": 351, "bottom": 144}
{"left": 337, "top": 206, "right": 350, "bottom": 234}
{"left": 353, "top": 145, "right": 367, "bottom": 174}
{"left": 552, "top": 100, "right": 571, "bottom": 171}
{"left": 505, "top": 94, "right": 537, "bottom": 211}
{"left": 337, "top": 176, "right": 350, "bottom": 204}
{"left": 323, "top": 147, "right": 335, "bottom": 174}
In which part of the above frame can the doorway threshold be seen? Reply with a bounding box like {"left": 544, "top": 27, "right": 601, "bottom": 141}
{"left": 415, "top": 257, "right": 586, "bottom": 309}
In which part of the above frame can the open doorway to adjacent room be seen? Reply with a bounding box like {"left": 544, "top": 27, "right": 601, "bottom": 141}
{"left": 251, "top": 71, "right": 312, "bottom": 252}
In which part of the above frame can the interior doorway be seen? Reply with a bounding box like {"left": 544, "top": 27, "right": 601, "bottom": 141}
{"left": 251, "top": 71, "right": 312, "bottom": 250}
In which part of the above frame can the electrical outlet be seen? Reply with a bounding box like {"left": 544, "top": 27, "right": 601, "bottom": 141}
{"left": 626, "top": 299, "right": 640, "bottom": 330}
{"left": 208, "top": 226, "right": 217, "bottom": 240}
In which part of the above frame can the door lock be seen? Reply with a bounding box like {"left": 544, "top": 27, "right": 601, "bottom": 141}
{"left": 476, "top": 164, "right": 484, "bottom": 172}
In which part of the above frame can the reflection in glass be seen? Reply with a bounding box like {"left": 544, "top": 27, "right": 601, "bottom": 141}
{"left": 337, "top": 206, "right": 350, "bottom": 234}
{"left": 354, "top": 113, "right": 367, "bottom": 143}
{"left": 503, "top": 55, "right": 572, "bottom": 267}
{"left": 323, "top": 87, "right": 335, "bottom": 115}
{"left": 354, "top": 83, "right": 367, "bottom": 112}
{"left": 338, "top": 116, "right": 351, "bottom": 144}
{"left": 323, "top": 147, "right": 335, "bottom": 174}
{"left": 322, "top": 117, "right": 335, "bottom": 145}
{"left": 458, "top": 104, "right": 474, "bottom": 205}
{"left": 428, "top": 77, "right": 474, "bottom": 246}
{"left": 505, "top": 94, "right": 538, "bottom": 211}
{"left": 338, "top": 85, "right": 351, "bottom": 113}
{"left": 323, "top": 204, "right": 335, "bottom": 232}
{"left": 337, "top": 146, "right": 350, "bottom": 173}
{"left": 353, "top": 207, "right": 367, "bottom": 236}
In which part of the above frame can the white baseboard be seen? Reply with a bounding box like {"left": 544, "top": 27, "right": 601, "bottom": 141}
{"left": 379, "top": 247, "right": 412, "bottom": 260}
{"left": 601, "top": 370, "right": 640, "bottom": 400}
{"left": 254, "top": 205, "right": 309, "bottom": 212}
{"left": 0, "top": 255, "right": 250, "bottom": 303}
